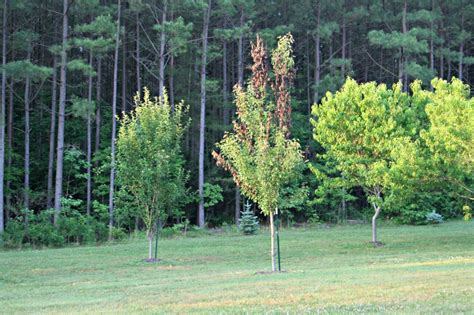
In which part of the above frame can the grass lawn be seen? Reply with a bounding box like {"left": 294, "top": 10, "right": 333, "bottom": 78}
{"left": 1, "top": 220, "right": 473, "bottom": 314}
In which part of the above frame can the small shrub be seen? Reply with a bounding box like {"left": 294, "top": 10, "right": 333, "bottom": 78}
{"left": 425, "top": 211, "right": 444, "bottom": 224}
{"left": 239, "top": 201, "right": 259, "bottom": 235}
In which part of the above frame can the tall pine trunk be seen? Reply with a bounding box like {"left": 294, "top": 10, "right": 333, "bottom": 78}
{"left": 6, "top": 80, "right": 12, "bottom": 222}
{"left": 198, "top": 0, "right": 211, "bottom": 228}
{"left": 53, "top": 0, "right": 69, "bottom": 224}
{"left": 313, "top": 0, "right": 321, "bottom": 104}
{"left": 94, "top": 58, "right": 102, "bottom": 159}
{"left": 121, "top": 27, "right": 127, "bottom": 114}
{"left": 158, "top": 0, "right": 167, "bottom": 100}
{"left": 23, "top": 51, "right": 31, "bottom": 211}
{"left": 341, "top": 12, "right": 346, "bottom": 76}
{"left": 0, "top": 0, "right": 8, "bottom": 232}
{"left": 222, "top": 38, "right": 229, "bottom": 125}
{"left": 108, "top": 0, "right": 121, "bottom": 238}
{"left": 135, "top": 12, "right": 141, "bottom": 98}
{"left": 235, "top": 8, "right": 245, "bottom": 225}
{"left": 47, "top": 59, "right": 57, "bottom": 209}
{"left": 86, "top": 51, "right": 93, "bottom": 216}
{"left": 401, "top": 0, "right": 408, "bottom": 91}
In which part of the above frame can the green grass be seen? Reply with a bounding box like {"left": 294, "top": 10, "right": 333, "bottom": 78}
{"left": 1, "top": 221, "right": 473, "bottom": 314}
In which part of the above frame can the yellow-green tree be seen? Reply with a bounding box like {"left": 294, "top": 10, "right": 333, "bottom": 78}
{"left": 312, "top": 79, "right": 414, "bottom": 245}
{"left": 213, "top": 34, "right": 303, "bottom": 272}
{"left": 116, "top": 88, "right": 189, "bottom": 260}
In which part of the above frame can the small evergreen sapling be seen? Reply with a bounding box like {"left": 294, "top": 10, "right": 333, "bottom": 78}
{"left": 239, "top": 201, "right": 259, "bottom": 235}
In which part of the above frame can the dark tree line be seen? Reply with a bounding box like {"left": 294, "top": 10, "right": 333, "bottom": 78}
{"left": 0, "top": 0, "right": 473, "bottom": 233}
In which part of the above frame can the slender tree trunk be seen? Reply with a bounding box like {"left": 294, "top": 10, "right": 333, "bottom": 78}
{"left": 235, "top": 189, "right": 240, "bottom": 224}
{"left": 371, "top": 188, "right": 382, "bottom": 245}
{"left": 0, "top": 0, "right": 8, "bottom": 232}
{"left": 86, "top": 51, "right": 93, "bottom": 216}
{"left": 169, "top": 53, "right": 175, "bottom": 111}
{"left": 458, "top": 43, "right": 463, "bottom": 80}
{"left": 313, "top": 0, "right": 321, "bottom": 104}
{"left": 237, "top": 7, "right": 244, "bottom": 86}
{"left": 169, "top": 9, "right": 175, "bottom": 110}
{"left": 458, "top": 12, "right": 464, "bottom": 80}
{"left": 429, "top": 0, "right": 435, "bottom": 89}
{"left": 47, "top": 59, "right": 57, "bottom": 210}
{"left": 222, "top": 39, "right": 229, "bottom": 125}
{"left": 341, "top": 13, "right": 346, "bottom": 76}
{"left": 109, "top": 0, "right": 121, "bottom": 238}
{"left": 158, "top": 0, "right": 167, "bottom": 100}
{"left": 95, "top": 58, "right": 102, "bottom": 158}
{"left": 23, "top": 52, "right": 31, "bottom": 211}
{"left": 306, "top": 37, "right": 311, "bottom": 114}
{"left": 401, "top": 0, "right": 408, "bottom": 91}
{"left": 6, "top": 80, "right": 12, "bottom": 221}
{"left": 198, "top": 0, "right": 211, "bottom": 228}
{"left": 135, "top": 12, "right": 141, "bottom": 98}
{"left": 148, "top": 230, "right": 153, "bottom": 260}
{"left": 121, "top": 27, "right": 127, "bottom": 113}
{"left": 270, "top": 211, "right": 276, "bottom": 272}
{"left": 53, "top": 0, "right": 69, "bottom": 224}
{"left": 448, "top": 59, "right": 451, "bottom": 78}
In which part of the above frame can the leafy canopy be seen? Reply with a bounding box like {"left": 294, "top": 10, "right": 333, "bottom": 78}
{"left": 116, "top": 88, "right": 190, "bottom": 235}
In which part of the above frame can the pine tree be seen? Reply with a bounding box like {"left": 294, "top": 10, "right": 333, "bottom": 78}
{"left": 238, "top": 200, "right": 259, "bottom": 235}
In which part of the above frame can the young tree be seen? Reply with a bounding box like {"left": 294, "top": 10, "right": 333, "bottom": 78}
{"left": 312, "top": 78, "right": 412, "bottom": 245}
{"left": 213, "top": 34, "right": 303, "bottom": 272}
{"left": 116, "top": 88, "right": 189, "bottom": 260}
{"left": 419, "top": 78, "right": 474, "bottom": 200}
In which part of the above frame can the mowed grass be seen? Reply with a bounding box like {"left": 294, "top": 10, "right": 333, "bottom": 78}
{"left": 1, "top": 221, "right": 473, "bottom": 314}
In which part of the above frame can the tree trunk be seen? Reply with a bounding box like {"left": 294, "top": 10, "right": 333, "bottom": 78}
{"left": 86, "top": 51, "right": 93, "bottom": 216}
{"left": 47, "top": 58, "right": 57, "bottom": 210}
{"left": 135, "top": 12, "right": 141, "bottom": 98}
{"left": 53, "top": 0, "right": 69, "bottom": 224}
{"left": 169, "top": 53, "right": 175, "bottom": 111}
{"left": 0, "top": 0, "right": 8, "bottom": 232}
{"left": 341, "top": 13, "right": 346, "bottom": 76}
{"left": 458, "top": 43, "right": 463, "bottom": 81}
{"left": 24, "top": 53, "right": 31, "bottom": 211}
{"left": 148, "top": 230, "right": 153, "bottom": 260}
{"left": 235, "top": 188, "right": 241, "bottom": 224}
{"left": 371, "top": 188, "right": 382, "bottom": 245}
{"left": 158, "top": 0, "right": 167, "bottom": 100}
{"left": 222, "top": 38, "right": 229, "bottom": 125}
{"left": 234, "top": 7, "right": 245, "bottom": 223}
{"left": 429, "top": 0, "right": 435, "bottom": 89}
{"left": 6, "top": 80, "right": 12, "bottom": 221}
{"left": 458, "top": 12, "right": 464, "bottom": 81}
{"left": 313, "top": 0, "right": 321, "bottom": 104}
{"left": 306, "top": 37, "right": 311, "bottom": 114}
{"left": 169, "top": 9, "right": 175, "bottom": 110}
{"left": 108, "top": 0, "right": 121, "bottom": 238}
{"left": 121, "top": 26, "right": 127, "bottom": 114}
{"left": 401, "top": 0, "right": 408, "bottom": 91}
{"left": 95, "top": 58, "right": 102, "bottom": 159}
{"left": 198, "top": 0, "right": 211, "bottom": 228}
{"left": 270, "top": 211, "right": 276, "bottom": 272}
{"left": 237, "top": 7, "right": 244, "bottom": 86}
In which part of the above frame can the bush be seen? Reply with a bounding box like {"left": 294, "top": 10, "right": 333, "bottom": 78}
{"left": 425, "top": 211, "right": 444, "bottom": 224}
{"left": 1, "top": 198, "right": 113, "bottom": 249}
